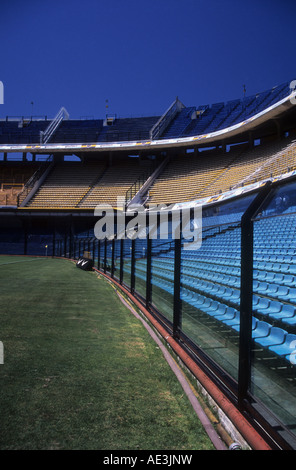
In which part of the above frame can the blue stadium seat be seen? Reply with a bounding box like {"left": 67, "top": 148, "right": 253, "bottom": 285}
{"left": 281, "top": 274, "right": 296, "bottom": 287}
{"left": 277, "top": 287, "right": 296, "bottom": 302}
{"left": 252, "top": 321, "right": 272, "bottom": 340}
{"left": 221, "top": 310, "right": 240, "bottom": 327}
{"left": 213, "top": 306, "right": 237, "bottom": 320}
{"left": 231, "top": 316, "right": 258, "bottom": 333}
{"left": 254, "top": 327, "right": 286, "bottom": 348}
{"left": 268, "top": 304, "right": 296, "bottom": 321}
{"left": 268, "top": 334, "right": 296, "bottom": 362}
{"left": 207, "top": 303, "right": 229, "bottom": 317}
{"left": 201, "top": 300, "right": 221, "bottom": 314}
{"left": 281, "top": 314, "right": 296, "bottom": 327}
{"left": 264, "top": 300, "right": 283, "bottom": 315}
{"left": 253, "top": 297, "right": 271, "bottom": 314}
{"left": 186, "top": 293, "right": 208, "bottom": 308}
{"left": 219, "top": 287, "right": 240, "bottom": 304}
{"left": 272, "top": 285, "right": 291, "bottom": 298}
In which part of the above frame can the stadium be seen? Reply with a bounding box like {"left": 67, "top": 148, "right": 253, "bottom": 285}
{"left": 1, "top": 77, "right": 296, "bottom": 451}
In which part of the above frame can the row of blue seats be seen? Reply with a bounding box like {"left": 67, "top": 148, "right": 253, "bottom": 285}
{"left": 255, "top": 215, "right": 296, "bottom": 227}
{"left": 0, "top": 116, "right": 159, "bottom": 144}
{"left": 149, "top": 253, "right": 284, "bottom": 282}
{"left": 158, "top": 261, "right": 296, "bottom": 301}
{"left": 182, "top": 257, "right": 292, "bottom": 285}
{"left": 195, "top": 235, "right": 295, "bottom": 247}
{"left": 183, "top": 243, "right": 296, "bottom": 258}
{"left": 254, "top": 248, "right": 296, "bottom": 256}
{"left": 254, "top": 270, "right": 296, "bottom": 286}
{"left": 182, "top": 273, "right": 296, "bottom": 317}
{"left": 162, "top": 107, "right": 196, "bottom": 138}
{"left": 146, "top": 258, "right": 296, "bottom": 327}
{"left": 184, "top": 249, "right": 296, "bottom": 264}
{"left": 171, "top": 280, "right": 296, "bottom": 364}
{"left": 181, "top": 252, "right": 296, "bottom": 275}
{"left": 253, "top": 297, "right": 296, "bottom": 326}
{"left": 174, "top": 83, "right": 291, "bottom": 138}
{"left": 129, "top": 262, "right": 296, "bottom": 366}
{"left": 153, "top": 254, "right": 296, "bottom": 290}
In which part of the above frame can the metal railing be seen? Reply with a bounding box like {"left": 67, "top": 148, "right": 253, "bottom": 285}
{"left": 125, "top": 168, "right": 154, "bottom": 206}
{"left": 40, "top": 107, "right": 69, "bottom": 144}
{"left": 17, "top": 155, "right": 54, "bottom": 206}
{"left": 149, "top": 98, "right": 185, "bottom": 140}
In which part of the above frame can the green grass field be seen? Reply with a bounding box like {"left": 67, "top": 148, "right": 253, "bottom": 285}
{"left": 0, "top": 256, "right": 215, "bottom": 450}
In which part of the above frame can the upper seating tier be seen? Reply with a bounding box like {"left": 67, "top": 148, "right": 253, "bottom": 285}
{"left": 0, "top": 81, "right": 292, "bottom": 145}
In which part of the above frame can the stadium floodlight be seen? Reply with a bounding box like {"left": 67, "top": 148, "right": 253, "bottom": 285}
{"left": 0, "top": 81, "right": 3, "bottom": 104}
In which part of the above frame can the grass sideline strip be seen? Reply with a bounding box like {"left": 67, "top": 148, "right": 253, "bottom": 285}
{"left": 0, "top": 256, "right": 215, "bottom": 450}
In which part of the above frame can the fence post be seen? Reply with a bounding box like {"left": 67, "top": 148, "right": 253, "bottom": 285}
{"left": 173, "top": 236, "right": 182, "bottom": 340}
{"left": 97, "top": 239, "right": 101, "bottom": 270}
{"left": 131, "top": 238, "right": 135, "bottom": 294}
{"left": 146, "top": 237, "right": 152, "bottom": 310}
{"left": 52, "top": 228, "right": 56, "bottom": 258}
{"left": 92, "top": 239, "right": 96, "bottom": 265}
{"left": 120, "top": 239, "right": 124, "bottom": 284}
{"left": 64, "top": 234, "right": 67, "bottom": 258}
{"left": 111, "top": 239, "right": 115, "bottom": 278}
{"left": 23, "top": 224, "right": 28, "bottom": 255}
{"left": 104, "top": 239, "right": 107, "bottom": 273}
{"left": 69, "top": 234, "right": 72, "bottom": 259}
{"left": 238, "top": 181, "right": 273, "bottom": 409}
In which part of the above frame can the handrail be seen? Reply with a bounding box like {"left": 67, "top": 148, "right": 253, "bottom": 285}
{"left": 232, "top": 138, "right": 296, "bottom": 190}
{"left": 17, "top": 155, "right": 54, "bottom": 206}
{"left": 40, "top": 107, "right": 69, "bottom": 144}
{"left": 125, "top": 167, "right": 154, "bottom": 206}
{"left": 149, "top": 98, "right": 185, "bottom": 140}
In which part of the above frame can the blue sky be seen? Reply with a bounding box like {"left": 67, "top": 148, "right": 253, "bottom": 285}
{"left": 0, "top": 0, "right": 295, "bottom": 120}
